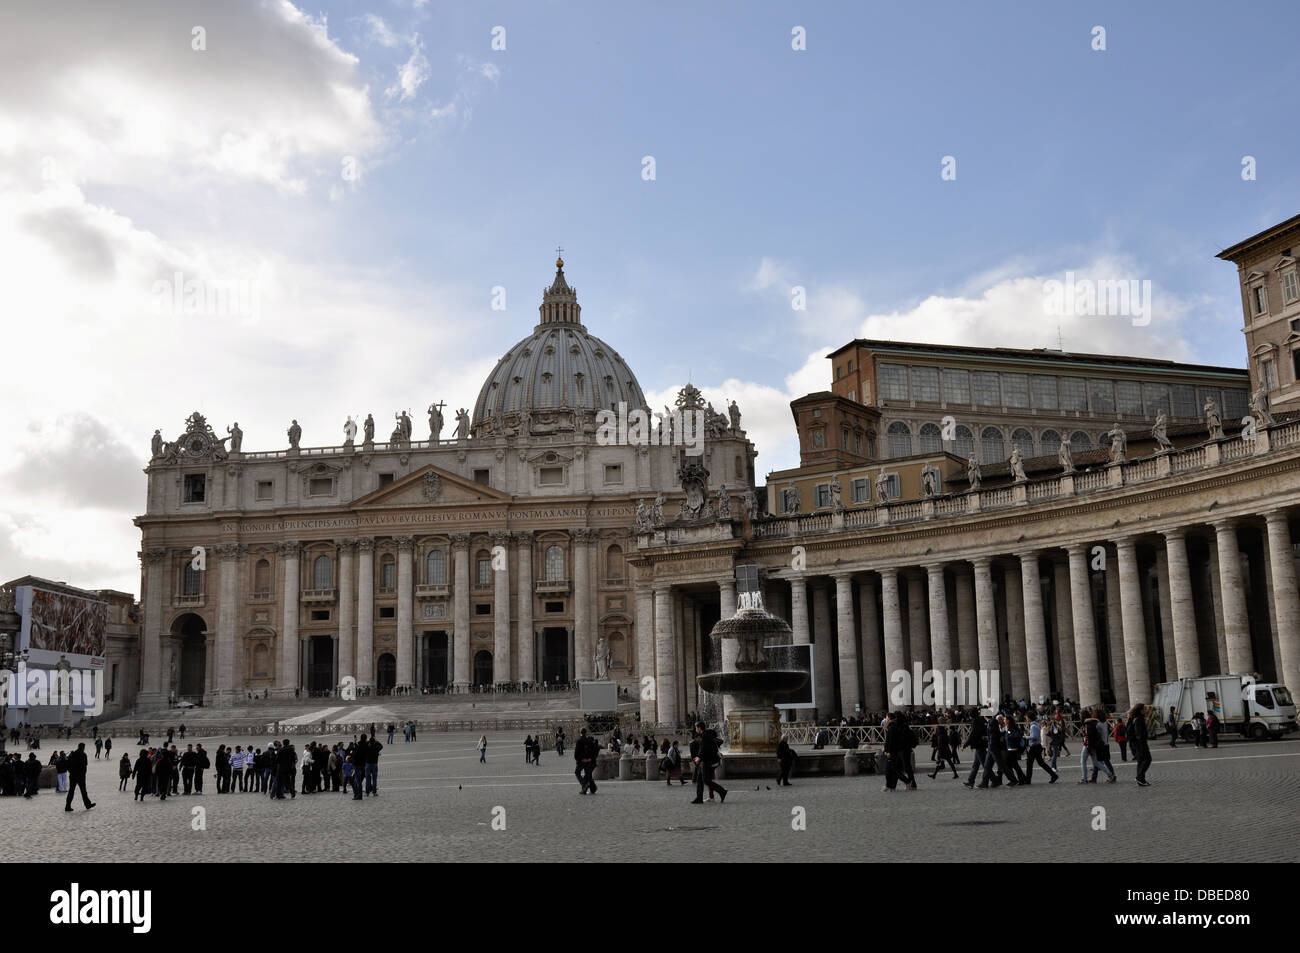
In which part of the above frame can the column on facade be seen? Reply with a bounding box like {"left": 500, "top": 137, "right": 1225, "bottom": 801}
{"left": 452, "top": 534, "right": 471, "bottom": 688}
{"left": 1067, "top": 543, "right": 1102, "bottom": 707}
{"left": 337, "top": 539, "right": 356, "bottom": 687}
{"left": 903, "top": 570, "right": 929, "bottom": 673}
{"left": 923, "top": 564, "right": 952, "bottom": 703}
{"left": 516, "top": 532, "right": 534, "bottom": 687}
{"left": 215, "top": 543, "right": 242, "bottom": 702}
{"left": 880, "top": 570, "right": 905, "bottom": 706}
{"left": 1114, "top": 537, "right": 1151, "bottom": 704}
{"left": 1162, "top": 527, "right": 1201, "bottom": 678}
{"left": 279, "top": 541, "right": 300, "bottom": 695}
{"left": 1264, "top": 511, "right": 1300, "bottom": 693}
{"left": 954, "top": 568, "right": 977, "bottom": 674}
{"left": 788, "top": 574, "right": 812, "bottom": 718}
{"left": 811, "top": 582, "right": 835, "bottom": 717}
{"left": 355, "top": 539, "right": 375, "bottom": 690}
{"left": 857, "top": 575, "right": 884, "bottom": 711}
{"left": 395, "top": 536, "right": 415, "bottom": 689}
{"left": 574, "top": 529, "right": 592, "bottom": 681}
{"left": 653, "top": 586, "right": 677, "bottom": 725}
{"left": 636, "top": 586, "right": 656, "bottom": 723}
{"left": 1260, "top": 542, "right": 1283, "bottom": 689}
{"left": 1018, "top": 552, "right": 1050, "bottom": 703}
{"left": 1212, "top": 519, "right": 1254, "bottom": 675}
{"left": 1001, "top": 561, "right": 1028, "bottom": 701}
{"left": 1103, "top": 545, "right": 1129, "bottom": 710}
{"left": 1052, "top": 560, "right": 1079, "bottom": 700}
{"left": 1206, "top": 536, "right": 1229, "bottom": 673}
{"left": 718, "top": 578, "right": 738, "bottom": 720}
{"left": 140, "top": 548, "right": 166, "bottom": 703}
{"left": 491, "top": 531, "right": 511, "bottom": 684}
{"left": 834, "top": 573, "right": 860, "bottom": 715}
{"left": 1154, "top": 547, "right": 1177, "bottom": 681}
{"left": 971, "top": 558, "right": 999, "bottom": 705}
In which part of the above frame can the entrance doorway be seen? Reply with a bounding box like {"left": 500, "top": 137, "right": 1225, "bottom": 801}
{"left": 424, "top": 632, "right": 449, "bottom": 688}
{"left": 177, "top": 614, "right": 207, "bottom": 698}
{"left": 541, "top": 627, "right": 569, "bottom": 685}
{"left": 377, "top": 653, "right": 396, "bottom": 693}
{"left": 473, "top": 650, "right": 493, "bottom": 688}
{"left": 307, "top": 636, "right": 334, "bottom": 693}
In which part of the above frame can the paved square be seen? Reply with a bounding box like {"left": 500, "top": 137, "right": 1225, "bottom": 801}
{"left": 9, "top": 734, "right": 1298, "bottom": 863}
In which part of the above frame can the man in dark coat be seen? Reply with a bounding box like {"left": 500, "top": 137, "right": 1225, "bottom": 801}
{"left": 1129, "top": 704, "right": 1152, "bottom": 786}
{"left": 574, "top": 728, "right": 599, "bottom": 795}
{"left": 24, "top": 753, "right": 42, "bottom": 798}
{"left": 180, "top": 744, "right": 196, "bottom": 794}
{"left": 962, "top": 714, "right": 988, "bottom": 788}
{"left": 776, "top": 736, "right": 797, "bottom": 786}
{"left": 276, "top": 740, "right": 297, "bottom": 799}
{"left": 64, "top": 742, "right": 95, "bottom": 812}
{"left": 154, "top": 746, "right": 174, "bottom": 800}
{"left": 690, "top": 723, "right": 726, "bottom": 804}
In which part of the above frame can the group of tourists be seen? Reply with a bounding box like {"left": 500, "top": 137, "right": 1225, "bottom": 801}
{"left": 1165, "top": 708, "right": 1220, "bottom": 748}
{"left": 0, "top": 752, "right": 45, "bottom": 797}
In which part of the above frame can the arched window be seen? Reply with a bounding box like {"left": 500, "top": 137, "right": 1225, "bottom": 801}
{"left": 252, "top": 643, "right": 270, "bottom": 678}
{"left": 380, "top": 554, "right": 396, "bottom": 590}
{"left": 608, "top": 631, "right": 627, "bottom": 667}
{"left": 980, "top": 427, "right": 1005, "bottom": 465}
{"left": 425, "top": 550, "right": 446, "bottom": 585}
{"left": 545, "top": 545, "right": 565, "bottom": 582}
{"left": 886, "top": 421, "right": 912, "bottom": 458}
{"left": 953, "top": 425, "right": 974, "bottom": 460}
{"left": 605, "top": 545, "right": 623, "bottom": 581}
{"left": 1011, "top": 428, "right": 1034, "bottom": 457}
{"left": 1070, "top": 430, "right": 1092, "bottom": 453}
{"left": 312, "top": 554, "right": 332, "bottom": 590}
{"left": 918, "top": 422, "right": 942, "bottom": 454}
{"left": 1040, "top": 430, "right": 1062, "bottom": 458}
{"left": 253, "top": 559, "right": 270, "bottom": 595}
{"left": 182, "top": 562, "right": 201, "bottom": 597}
{"left": 475, "top": 550, "right": 492, "bottom": 587}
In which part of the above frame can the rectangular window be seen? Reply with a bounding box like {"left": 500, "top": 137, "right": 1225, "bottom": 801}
{"left": 1001, "top": 373, "right": 1029, "bottom": 408}
{"left": 379, "top": 606, "right": 395, "bottom": 619}
{"left": 545, "top": 601, "right": 564, "bottom": 613}
{"left": 1282, "top": 271, "right": 1299, "bottom": 304}
{"left": 910, "top": 366, "right": 940, "bottom": 402}
{"left": 539, "top": 467, "right": 564, "bottom": 485}
{"left": 1030, "top": 375, "right": 1058, "bottom": 410}
{"left": 1115, "top": 380, "right": 1142, "bottom": 415}
{"left": 815, "top": 483, "right": 831, "bottom": 508}
{"left": 475, "top": 603, "right": 491, "bottom": 616}
{"left": 850, "top": 478, "right": 870, "bottom": 504}
{"left": 309, "top": 478, "right": 332, "bottom": 495}
{"left": 1253, "top": 285, "right": 1268, "bottom": 315}
{"left": 1059, "top": 377, "right": 1088, "bottom": 411}
{"left": 841, "top": 427, "right": 850, "bottom": 448}
{"left": 1143, "top": 382, "right": 1171, "bottom": 416}
{"left": 1293, "top": 350, "right": 1300, "bottom": 383}
{"left": 381, "top": 562, "right": 395, "bottom": 589}
{"left": 604, "top": 464, "right": 623, "bottom": 485}
{"left": 1172, "top": 384, "right": 1197, "bottom": 418}
{"left": 473, "top": 469, "right": 490, "bottom": 485}
{"left": 310, "top": 609, "right": 330, "bottom": 621}
{"left": 255, "top": 480, "right": 273, "bottom": 501}
{"left": 972, "top": 371, "right": 1000, "bottom": 406}
{"left": 941, "top": 368, "right": 970, "bottom": 404}
{"left": 879, "top": 363, "right": 909, "bottom": 401}
{"left": 378, "top": 473, "right": 394, "bottom": 487}
{"left": 476, "top": 558, "right": 491, "bottom": 587}
{"left": 183, "top": 473, "right": 206, "bottom": 503}
{"left": 1224, "top": 388, "right": 1249, "bottom": 418}
{"left": 884, "top": 474, "right": 901, "bottom": 501}
{"left": 1088, "top": 379, "right": 1115, "bottom": 414}
{"left": 1261, "top": 360, "right": 1277, "bottom": 390}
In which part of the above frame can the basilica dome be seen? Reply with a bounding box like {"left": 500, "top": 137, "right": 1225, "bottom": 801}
{"left": 470, "top": 257, "right": 647, "bottom": 436}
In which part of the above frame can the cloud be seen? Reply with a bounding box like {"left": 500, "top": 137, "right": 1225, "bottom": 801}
{"left": 386, "top": 36, "right": 430, "bottom": 101}
{"left": 362, "top": 13, "right": 401, "bottom": 48}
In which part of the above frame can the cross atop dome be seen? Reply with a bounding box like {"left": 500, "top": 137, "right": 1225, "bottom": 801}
{"left": 555, "top": 245, "right": 564, "bottom": 268}
{"left": 540, "top": 249, "right": 580, "bottom": 325}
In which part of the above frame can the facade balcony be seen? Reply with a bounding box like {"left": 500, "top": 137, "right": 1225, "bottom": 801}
{"left": 416, "top": 583, "right": 450, "bottom": 598}
{"left": 535, "top": 579, "right": 571, "bottom": 594}
{"left": 300, "top": 588, "right": 337, "bottom": 604}
{"left": 173, "top": 594, "right": 205, "bottom": 608}
{"left": 250, "top": 590, "right": 274, "bottom": 603}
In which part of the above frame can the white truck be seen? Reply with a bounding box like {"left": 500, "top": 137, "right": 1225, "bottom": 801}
{"left": 1153, "top": 675, "right": 1296, "bottom": 741}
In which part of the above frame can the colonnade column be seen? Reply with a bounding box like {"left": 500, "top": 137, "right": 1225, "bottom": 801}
{"left": 858, "top": 576, "right": 884, "bottom": 711}
{"left": 1212, "top": 519, "right": 1254, "bottom": 675}
{"left": 1264, "top": 511, "right": 1300, "bottom": 693}
{"left": 834, "top": 574, "right": 860, "bottom": 715}
{"left": 395, "top": 536, "right": 414, "bottom": 689}
{"left": 215, "top": 542, "right": 242, "bottom": 703}
{"left": 719, "top": 577, "right": 738, "bottom": 721}
{"left": 355, "top": 539, "right": 374, "bottom": 690}
{"left": 1002, "top": 561, "right": 1028, "bottom": 701}
{"left": 905, "top": 571, "right": 929, "bottom": 672}
{"left": 1066, "top": 542, "right": 1102, "bottom": 707}
{"left": 653, "top": 586, "right": 678, "bottom": 726}
{"left": 971, "top": 558, "right": 999, "bottom": 704}
{"left": 1103, "top": 546, "right": 1128, "bottom": 710}
{"left": 1018, "top": 551, "right": 1050, "bottom": 703}
{"left": 337, "top": 539, "right": 356, "bottom": 687}
{"left": 452, "top": 534, "right": 471, "bottom": 688}
{"left": 880, "top": 570, "right": 905, "bottom": 706}
{"left": 491, "top": 531, "right": 511, "bottom": 684}
{"left": 924, "top": 564, "right": 952, "bottom": 703}
{"left": 574, "top": 529, "right": 593, "bottom": 681}
{"left": 1052, "top": 561, "right": 1079, "bottom": 700}
{"left": 279, "top": 540, "right": 300, "bottom": 696}
{"left": 1162, "top": 528, "right": 1201, "bottom": 679}
{"left": 954, "top": 569, "right": 977, "bottom": 674}
{"left": 811, "top": 582, "right": 834, "bottom": 718}
{"left": 636, "top": 586, "right": 656, "bottom": 723}
{"left": 1115, "top": 537, "right": 1151, "bottom": 705}
{"left": 516, "top": 532, "right": 534, "bottom": 687}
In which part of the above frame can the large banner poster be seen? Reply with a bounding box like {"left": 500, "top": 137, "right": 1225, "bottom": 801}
{"left": 17, "top": 585, "right": 108, "bottom": 667}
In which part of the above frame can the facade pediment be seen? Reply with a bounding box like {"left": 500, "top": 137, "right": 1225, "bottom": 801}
{"left": 352, "top": 464, "right": 511, "bottom": 508}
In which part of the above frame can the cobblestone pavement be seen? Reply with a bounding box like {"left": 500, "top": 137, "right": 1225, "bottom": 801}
{"left": 8, "top": 734, "right": 1298, "bottom": 862}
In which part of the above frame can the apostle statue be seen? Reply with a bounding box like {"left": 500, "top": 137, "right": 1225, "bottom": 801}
{"left": 785, "top": 485, "right": 802, "bottom": 514}
{"left": 594, "top": 638, "right": 612, "bottom": 680}
{"left": 966, "top": 457, "right": 981, "bottom": 492}
{"left": 874, "top": 466, "right": 891, "bottom": 502}
{"left": 287, "top": 419, "right": 302, "bottom": 450}
{"left": 1152, "top": 409, "right": 1174, "bottom": 453}
{"left": 741, "top": 486, "right": 758, "bottom": 520}
{"left": 363, "top": 413, "right": 375, "bottom": 447}
{"left": 1107, "top": 421, "right": 1127, "bottom": 464}
{"left": 635, "top": 499, "right": 653, "bottom": 532}
{"left": 151, "top": 429, "right": 163, "bottom": 459}
{"left": 651, "top": 492, "right": 666, "bottom": 525}
{"left": 715, "top": 485, "right": 733, "bottom": 522}
{"left": 1204, "top": 397, "right": 1225, "bottom": 440}
{"left": 226, "top": 422, "right": 243, "bottom": 453}
{"left": 830, "top": 475, "right": 844, "bottom": 513}
{"left": 428, "top": 402, "right": 445, "bottom": 441}
{"left": 1058, "top": 438, "right": 1075, "bottom": 474}
{"left": 455, "top": 408, "right": 471, "bottom": 440}
{"left": 343, "top": 415, "right": 357, "bottom": 447}
{"left": 1250, "top": 381, "right": 1275, "bottom": 428}
{"left": 1009, "top": 446, "right": 1027, "bottom": 483}
{"left": 728, "top": 399, "right": 742, "bottom": 432}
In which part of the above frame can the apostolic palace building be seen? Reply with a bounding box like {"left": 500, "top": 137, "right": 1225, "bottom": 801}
{"left": 134, "top": 216, "right": 1300, "bottom": 728}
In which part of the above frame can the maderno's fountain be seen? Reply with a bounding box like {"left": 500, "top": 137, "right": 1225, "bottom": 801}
{"left": 697, "top": 566, "right": 808, "bottom": 754}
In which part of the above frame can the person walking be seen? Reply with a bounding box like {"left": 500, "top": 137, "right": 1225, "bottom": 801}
{"left": 776, "top": 735, "right": 797, "bottom": 786}
{"left": 1128, "top": 703, "right": 1153, "bottom": 786}
{"left": 180, "top": 744, "right": 196, "bottom": 794}
{"left": 1001, "top": 715, "right": 1029, "bottom": 785}
{"left": 1080, "top": 710, "right": 1116, "bottom": 783}
{"left": 131, "top": 750, "right": 151, "bottom": 801}
{"left": 1166, "top": 707, "right": 1179, "bottom": 747}
{"left": 194, "top": 744, "right": 209, "bottom": 793}
{"left": 1207, "top": 711, "right": 1220, "bottom": 748}
{"left": 928, "top": 723, "right": 958, "bottom": 779}
{"left": 104, "top": 737, "right": 112, "bottom": 760}
{"left": 348, "top": 736, "right": 367, "bottom": 800}
{"left": 64, "top": 743, "right": 95, "bottom": 812}
{"left": 690, "top": 723, "right": 726, "bottom": 804}
{"left": 1114, "top": 718, "right": 1128, "bottom": 761}
{"left": 154, "top": 745, "right": 174, "bottom": 800}
{"left": 477, "top": 735, "right": 487, "bottom": 764}
{"left": 574, "top": 727, "right": 599, "bottom": 795}
{"left": 364, "top": 734, "right": 382, "bottom": 796}
{"left": 94, "top": 737, "right": 103, "bottom": 760}
{"left": 1024, "top": 718, "right": 1059, "bottom": 783}
{"left": 387, "top": 723, "right": 395, "bottom": 745}
{"left": 961, "top": 713, "right": 989, "bottom": 788}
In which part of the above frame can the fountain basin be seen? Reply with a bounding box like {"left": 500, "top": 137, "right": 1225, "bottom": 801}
{"left": 697, "top": 670, "right": 808, "bottom": 696}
